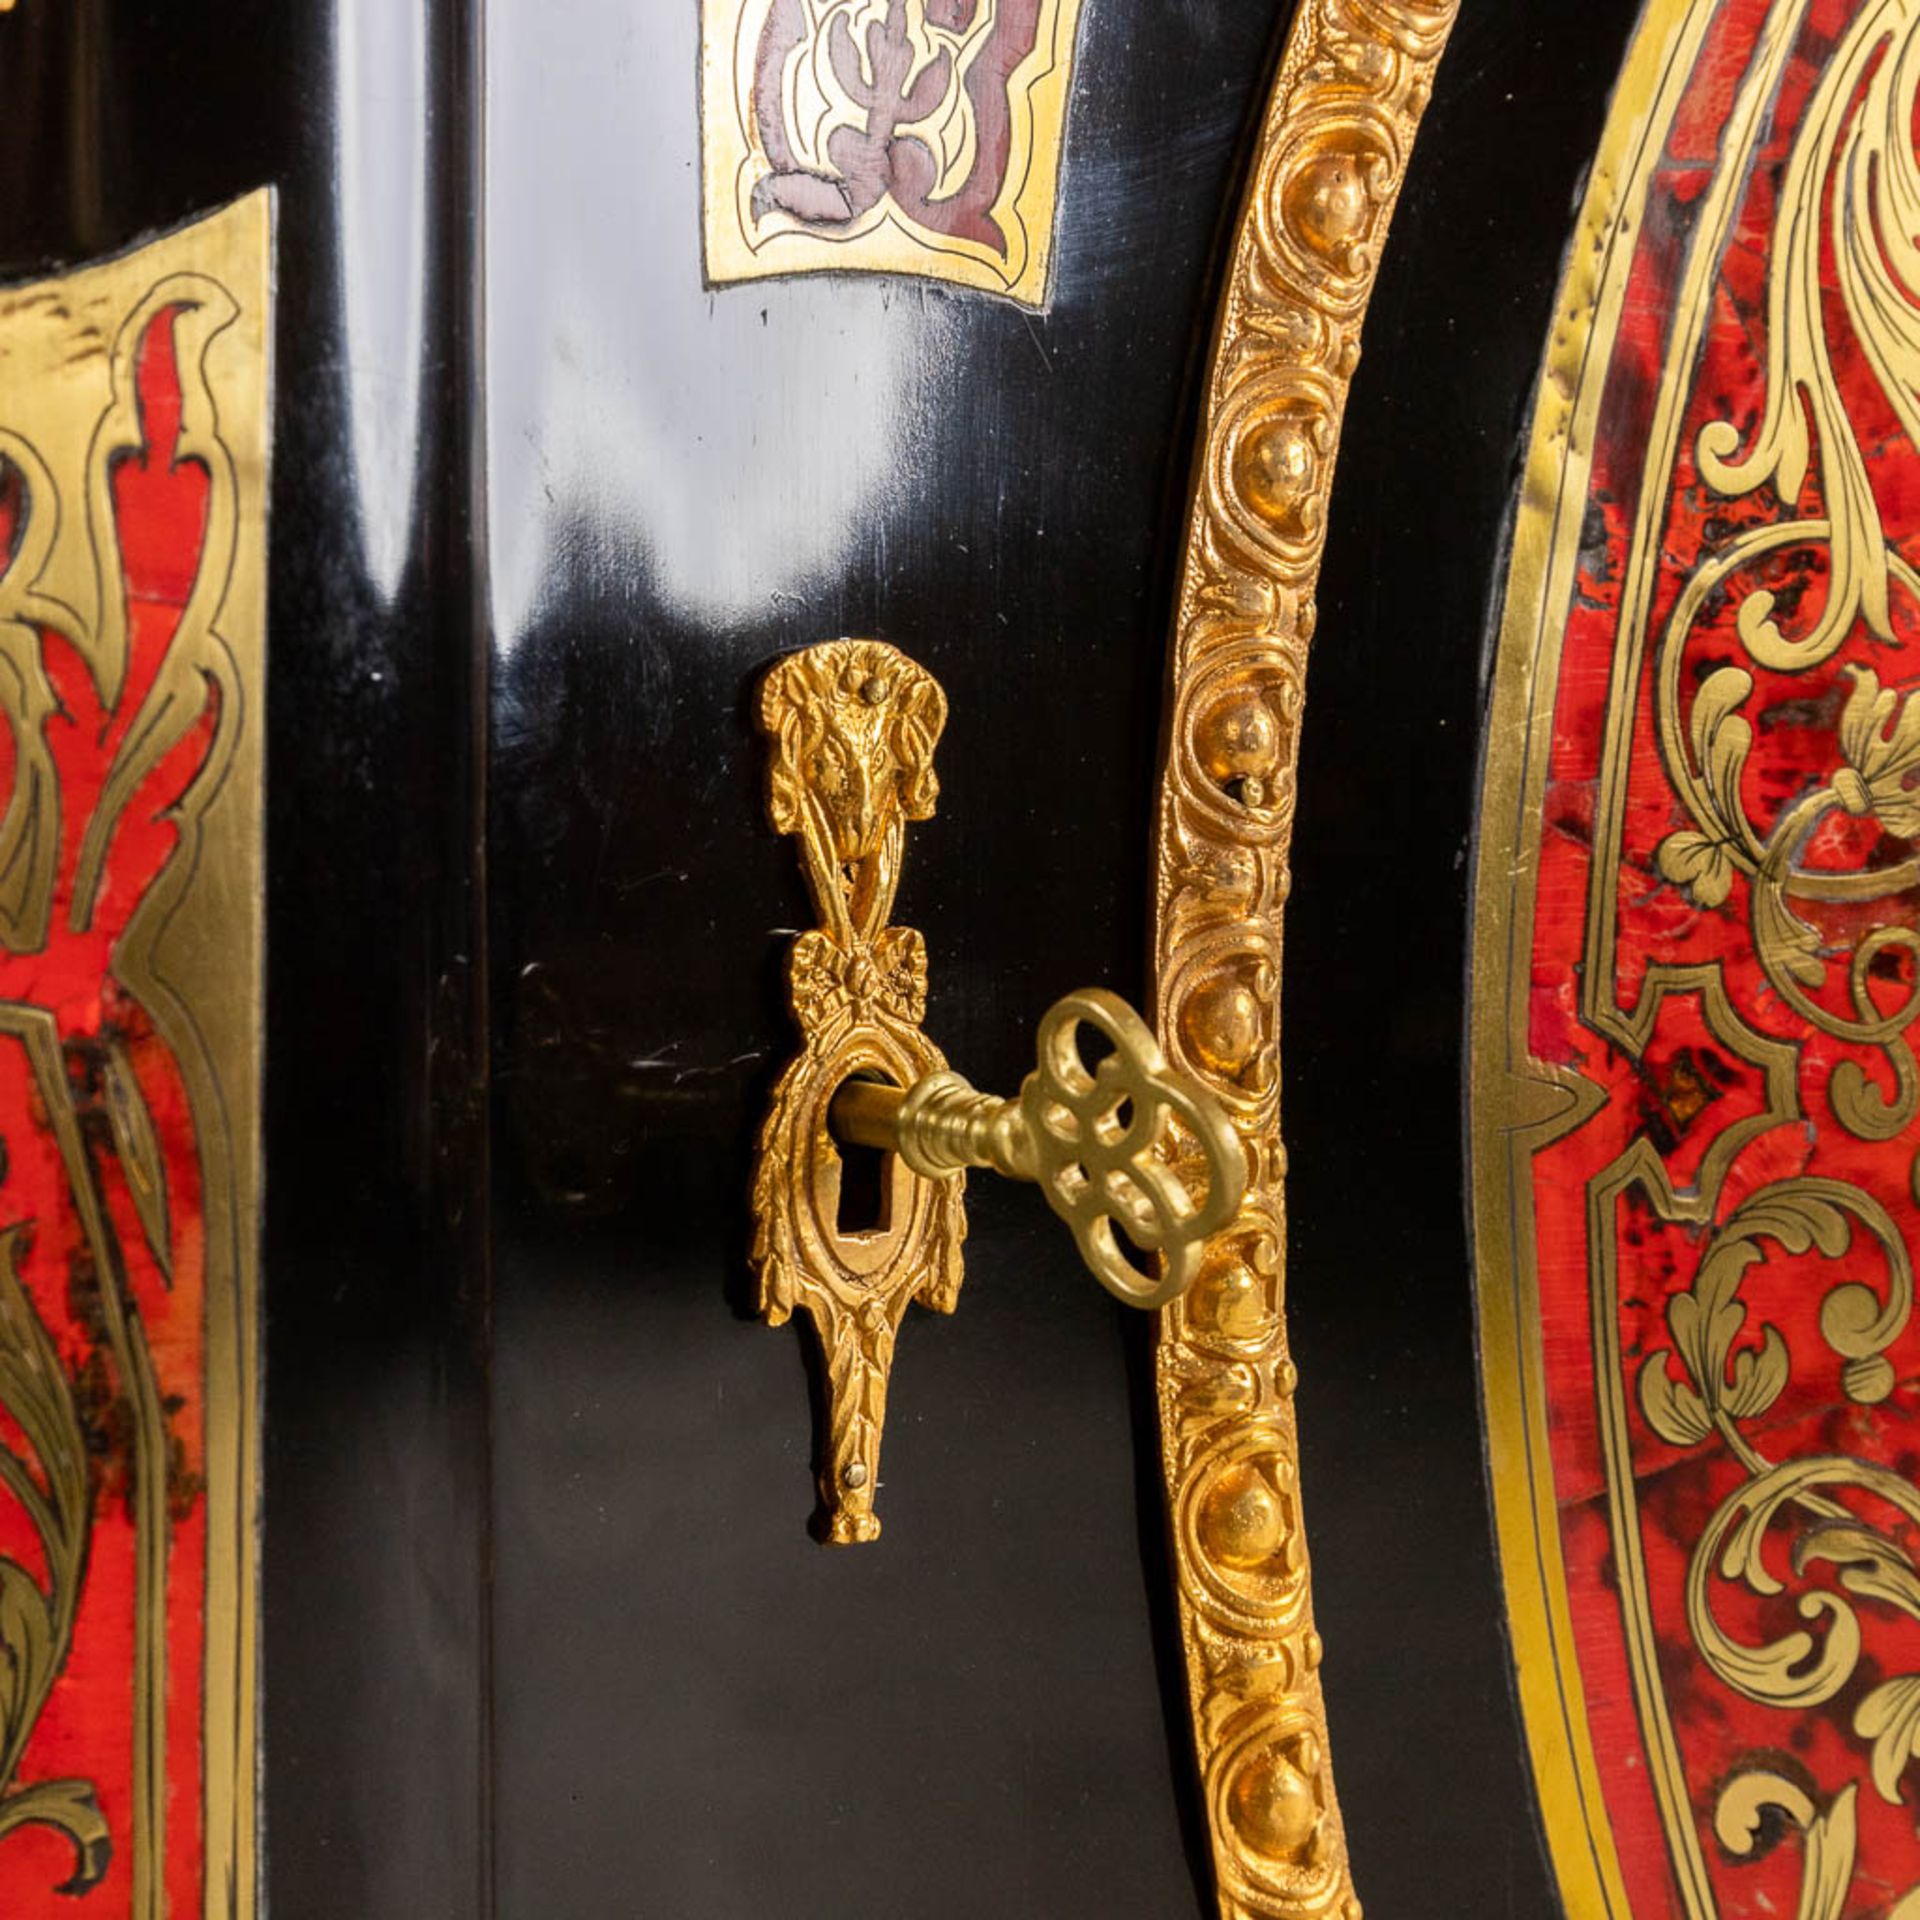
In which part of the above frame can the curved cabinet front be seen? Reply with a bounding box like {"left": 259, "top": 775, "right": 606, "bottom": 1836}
{"left": 1474, "top": 2, "right": 1920, "bottom": 1913}
{"left": 0, "top": 1, "right": 1685, "bottom": 1914}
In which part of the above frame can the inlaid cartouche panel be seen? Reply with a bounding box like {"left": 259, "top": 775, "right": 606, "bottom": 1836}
{"left": 700, "top": 0, "right": 1087, "bottom": 306}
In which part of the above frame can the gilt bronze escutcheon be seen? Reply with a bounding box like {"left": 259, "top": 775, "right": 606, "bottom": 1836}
{"left": 751, "top": 639, "right": 965, "bottom": 1544}
{"left": 752, "top": 639, "right": 1245, "bottom": 1543}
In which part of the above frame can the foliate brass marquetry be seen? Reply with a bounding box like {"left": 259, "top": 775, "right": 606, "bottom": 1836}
{"left": 0, "top": 196, "right": 267, "bottom": 1917}
{"left": 1150, "top": 4, "right": 1457, "bottom": 1916}
{"left": 1474, "top": 2, "right": 1920, "bottom": 1913}
{"left": 700, "top": 0, "right": 1087, "bottom": 307}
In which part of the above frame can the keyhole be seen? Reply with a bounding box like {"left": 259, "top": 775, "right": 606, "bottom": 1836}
{"left": 835, "top": 1136, "right": 893, "bottom": 1236}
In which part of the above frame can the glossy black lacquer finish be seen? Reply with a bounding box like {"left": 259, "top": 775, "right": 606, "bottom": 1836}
{"left": 0, "top": 6, "right": 490, "bottom": 1917}
{"left": 482, "top": 3, "right": 1287, "bottom": 1914}
{"left": 0, "top": 1, "right": 1655, "bottom": 1914}
{"left": 1292, "top": 4, "right": 1646, "bottom": 1910}
{"left": 484, "top": 5, "right": 1631, "bottom": 1920}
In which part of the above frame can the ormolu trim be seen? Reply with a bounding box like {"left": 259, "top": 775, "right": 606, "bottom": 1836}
{"left": 1150, "top": 5, "right": 1457, "bottom": 1914}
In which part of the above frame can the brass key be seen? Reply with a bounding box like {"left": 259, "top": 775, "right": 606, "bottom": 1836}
{"left": 829, "top": 987, "right": 1246, "bottom": 1311}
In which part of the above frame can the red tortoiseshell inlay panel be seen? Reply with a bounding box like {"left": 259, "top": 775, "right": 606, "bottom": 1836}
{"left": 1510, "top": 0, "right": 1920, "bottom": 1911}
{"left": 0, "top": 192, "right": 269, "bottom": 1915}
{"left": 0, "top": 310, "right": 218, "bottom": 1916}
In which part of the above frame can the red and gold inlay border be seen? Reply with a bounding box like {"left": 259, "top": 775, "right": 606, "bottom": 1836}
{"left": 1475, "top": 3, "right": 1920, "bottom": 1914}
{"left": 0, "top": 197, "right": 267, "bottom": 1920}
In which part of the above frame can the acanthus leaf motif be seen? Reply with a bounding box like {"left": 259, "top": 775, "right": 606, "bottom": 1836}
{"left": 1854, "top": 1675, "right": 1920, "bottom": 1807}
{"left": 1836, "top": 663, "right": 1920, "bottom": 838}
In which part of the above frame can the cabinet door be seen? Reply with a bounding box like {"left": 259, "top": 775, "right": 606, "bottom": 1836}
{"left": 0, "top": 2, "right": 1657, "bottom": 1917}
{"left": 484, "top": 0, "right": 1283, "bottom": 1908}
{"left": 478, "top": 2, "right": 1619, "bottom": 1916}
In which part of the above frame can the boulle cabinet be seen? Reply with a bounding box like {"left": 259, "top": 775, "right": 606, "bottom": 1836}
{"left": 8, "top": 3, "right": 1920, "bottom": 1919}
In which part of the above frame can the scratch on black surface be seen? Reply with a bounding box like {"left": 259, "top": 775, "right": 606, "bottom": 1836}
{"left": 1020, "top": 307, "right": 1053, "bottom": 373}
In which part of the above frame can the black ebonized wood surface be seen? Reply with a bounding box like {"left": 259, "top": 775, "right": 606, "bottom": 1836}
{"left": 0, "top": 1, "right": 1649, "bottom": 1913}
{"left": 483, "top": 0, "right": 1286, "bottom": 1909}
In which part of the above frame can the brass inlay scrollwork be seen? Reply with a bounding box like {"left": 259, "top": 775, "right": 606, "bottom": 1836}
{"left": 1600, "top": 6, "right": 1920, "bottom": 1911}
{"left": 0, "top": 196, "right": 268, "bottom": 1916}
{"left": 0, "top": 1215, "right": 105, "bottom": 1888}
{"left": 1150, "top": 3, "right": 1457, "bottom": 1914}
{"left": 1474, "top": 0, "right": 1920, "bottom": 1912}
